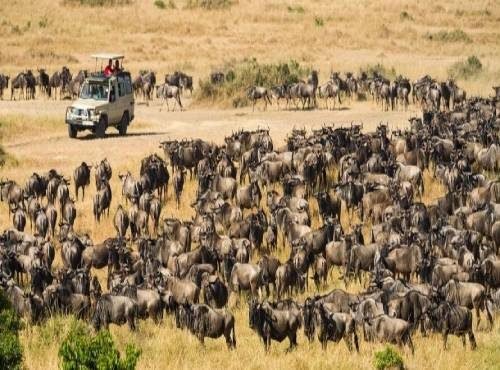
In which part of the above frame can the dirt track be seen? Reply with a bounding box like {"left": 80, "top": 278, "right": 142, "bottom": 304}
{"left": 0, "top": 99, "right": 419, "bottom": 175}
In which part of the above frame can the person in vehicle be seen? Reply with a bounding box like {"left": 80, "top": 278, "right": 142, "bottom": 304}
{"left": 113, "top": 60, "right": 121, "bottom": 74}
{"left": 104, "top": 59, "right": 113, "bottom": 77}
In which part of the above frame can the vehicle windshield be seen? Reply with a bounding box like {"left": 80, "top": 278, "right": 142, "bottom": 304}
{"left": 79, "top": 81, "right": 109, "bottom": 100}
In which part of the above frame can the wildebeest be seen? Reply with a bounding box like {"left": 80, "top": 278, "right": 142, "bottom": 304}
{"left": 156, "top": 83, "right": 183, "bottom": 111}
{"left": 249, "top": 300, "right": 302, "bottom": 352}
{"left": 179, "top": 303, "right": 236, "bottom": 349}
{"left": 92, "top": 293, "right": 138, "bottom": 330}
{"left": 93, "top": 178, "right": 112, "bottom": 222}
{"left": 427, "top": 301, "right": 476, "bottom": 349}
{"left": 73, "top": 162, "right": 91, "bottom": 200}
{"left": 248, "top": 86, "right": 272, "bottom": 111}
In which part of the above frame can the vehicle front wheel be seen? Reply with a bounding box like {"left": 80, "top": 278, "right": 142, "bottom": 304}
{"left": 95, "top": 116, "right": 107, "bottom": 138}
{"left": 68, "top": 124, "right": 77, "bottom": 138}
{"left": 118, "top": 112, "right": 129, "bottom": 136}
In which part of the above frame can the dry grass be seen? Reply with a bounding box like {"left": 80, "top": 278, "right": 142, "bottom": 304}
{"left": 0, "top": 0, "right": 499, "bottom": 96}
{"left": 0, "top": 114, "right": 499, "bottom": 370}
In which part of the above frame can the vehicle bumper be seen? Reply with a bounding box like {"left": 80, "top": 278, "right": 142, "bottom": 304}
{"left": 65, "top": 118, "right": 98, "bottom": 128}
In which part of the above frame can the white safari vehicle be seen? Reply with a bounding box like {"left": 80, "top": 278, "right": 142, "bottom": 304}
{"left": 65, "top": 54, "right": 134, "bottom": 138}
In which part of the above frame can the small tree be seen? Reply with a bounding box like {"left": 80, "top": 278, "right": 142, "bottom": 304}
{"left": 373, "top": 345, "right": 405, "bottom": 370}
{"left": 0, "top": 291, "right": 23, "bottom": 370}
{"left": 59, "top": 322, "right": 141, "bottom": 370}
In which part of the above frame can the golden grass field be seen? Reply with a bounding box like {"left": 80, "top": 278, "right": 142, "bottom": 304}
{"left": 0, "top": 1, "right": 500, "bottom": 369}
{"left": 0, "top": 0, "right": 499, "bottom": 95}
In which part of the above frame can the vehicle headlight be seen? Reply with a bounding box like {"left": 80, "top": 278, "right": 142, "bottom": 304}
{"left": 89, "top": 109, "right": 99, "bottom": 119}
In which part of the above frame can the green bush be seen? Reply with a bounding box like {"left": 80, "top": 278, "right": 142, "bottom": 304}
{"left": 185, "top": 0, "right": 233, "bottom": 9}
{"left": 154, "top": 0, "right": 165, "bottom": 8}
{"left": 314, "top": 16, "right": 324, "bottom": 27}
{"left": 361, "top": 63, "right": 397, "bottom": 80}
{"left": 373, "top": 345, "right": 405, "bottom": 370}
{"left": 59, "top": 322, "right": 141, "bottom": 370}
{"left": 0, "top": 291, "right": 23, "bottom": 370}
{"left": 400, "top": 11, "right": 413, "bottom": 21}
{"left": 448, "top": 55, "right": 483, "bottom": 80}
{"left": 194, "top": 58, "right": 310, "bottom": 107}
{"left": 287, "top": 5, "right": 305, "bottom": 14}
{"left": 425, "top": 28, "right": 472, "bottom": 43}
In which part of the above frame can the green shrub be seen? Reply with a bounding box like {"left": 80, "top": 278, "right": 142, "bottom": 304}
{"left": 194, "top": 58, "right": 310, "bottom": 107}
{"left": 400, "top": 11, "right": 413, "bottom": 21}
{"left": 58, "top": 322, "right": 141, "bottom": 370}
{"left": 361, "top": 63, "right": 397, "bottom": 80}
{"left": 38, "top": 17, "right": 49, "bottom": 28}
{"left": 185, "top": 0, "right": 233, "bottom": 9}
{"left": 314, "top": 16, "right": 324, "bottom": 27}
{"left": 425, "top": 28, "right": 472, "bottom": 43}
{"left": 154, "top": 0, "right": 165, "bottom": 8}
{"left": 287, "top": 5, "right": 305, "bottom": 14}
{"left": 0, "top": 291, "right": 23, "bottom": 370}
{"left": 448, "top": 55, "right": 483, "bottom": 80}
{"left": 373, "top": 345, "right": 405, "bottom": 370}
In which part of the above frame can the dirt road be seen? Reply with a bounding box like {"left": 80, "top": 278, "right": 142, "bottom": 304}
{"left": 0, "top": 99, "right": 419, "bottom": 176}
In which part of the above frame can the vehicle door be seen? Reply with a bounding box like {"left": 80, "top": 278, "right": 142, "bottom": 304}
{"left": 108, "top": 79, "right": 121, "bottom": 124}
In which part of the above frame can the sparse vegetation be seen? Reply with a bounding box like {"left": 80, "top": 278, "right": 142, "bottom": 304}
{"left": 63, "top": 0, "right": 132, "bottom": 6}
{"left": 287, "top": 5, "right": 305, "bottom": 14}
{"left": 58, "top": 322, "right": 141, "bottom": 370}
{"left": 0, "top": 291, "right": 23, "bottom": 370}
{"left": 425, "top": 28, "right": 472, "bottom": 43}
{"left": 374, "top": 346, "right": 405, "bottom": 370}
{"left": 154, "top": 0, "right": 166, "bottom": 9}
{"left": 362, "top": 63, "right": 397, "bottom": 80}
{"left": 448, "top": 55, "right": 483, "bottom": 80}
{"left": 314, "top": 16, "right": 325, "bottom": 27}
{"left": 400, "top": 11, "right": 413, "bottom": 21}
{"left": 195, "top": 58, "right": 309, "bottom": 107}
{"left": 185, "top": 0, "right": 233, "bottom": 10}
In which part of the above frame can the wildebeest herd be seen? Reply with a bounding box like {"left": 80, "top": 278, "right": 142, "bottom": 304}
{"left": 0, "top": 67, "right": 192, "bottom": 110}
{"left": 1, "top": 66, "right": 474, "bottom": 115}
{"left": 1, "top": 87, "right": 500, "bottom": 354}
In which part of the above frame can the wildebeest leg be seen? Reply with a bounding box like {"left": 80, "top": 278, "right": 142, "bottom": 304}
{"left": 468, "top": 329, "right": 477, "bottom": 349}
{"left": 442, "top": 330, "right": 448, "bottom": 350}
{"left": 406, "top": 332, "right": 415, "bottom": 355}
{"left": 177, "top": 95, "right": 183, "bottom": 111}
{"left": 287, "top": 332, "right": 297, "bottom": 352}
{"left": 475, "top": 305, "right": 481, "bottom": 329}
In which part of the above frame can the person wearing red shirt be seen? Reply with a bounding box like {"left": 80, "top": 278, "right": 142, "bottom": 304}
{"left": 103, "top": 59, "right": 113, "bottom": 77}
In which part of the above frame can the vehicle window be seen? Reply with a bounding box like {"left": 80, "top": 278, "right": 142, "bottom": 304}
{"left": 79, "top": 81, "right": 109, "bottom": 101}
{"left": 117, "top": 76, "right": 127, "bottom": 97}
{"left": 124, "top": 75, "right": 132, "bottom": 95}
{"left": 118, "top": 82, "right": 123, "bottom": 97}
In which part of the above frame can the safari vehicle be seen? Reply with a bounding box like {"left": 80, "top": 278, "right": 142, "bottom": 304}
{"left": 65, "top": 54, "right": 134, "bottom": 138}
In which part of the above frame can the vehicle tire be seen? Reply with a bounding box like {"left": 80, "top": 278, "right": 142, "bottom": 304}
{"left": 118, "top": 112, "right": 129, "bottom": 136}
{"left": 68, "top": 124, "right": 77, "bottom": 138}
{"left": 95, "top": 116, "right": 106, "bottom": 138}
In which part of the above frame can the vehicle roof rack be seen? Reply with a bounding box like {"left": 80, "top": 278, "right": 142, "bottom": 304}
{"left": 91, "top": 53, "right": 124, "bottom": 60}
